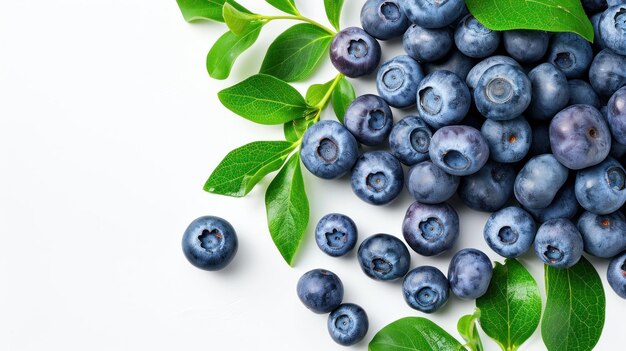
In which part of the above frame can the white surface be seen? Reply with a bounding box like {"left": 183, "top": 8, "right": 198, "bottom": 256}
{"left": 0, "top": 1, "right": 623, "bottom": 350}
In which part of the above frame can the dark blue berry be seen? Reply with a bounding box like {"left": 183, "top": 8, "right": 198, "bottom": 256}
{"left": 402, "top": 266, "right": 450, "bottom": 313}
{"left": 296, "top": 269, "right": 344, "bottom": 314}
{"left": 351, "top": 151, "right": 404, "bottom": 205}
{"left": 330, "top": 27, "right": 381, "bottom": 78}
{"left": 357, "top": 233, "right": 411, "bottom": 281}
{"left": 376, "top": 55, "right": 424, "bottom": 108}
{"left": 300, "top": 120, "right": 358, "bottom": 179}
{"left": 416, "top": 70, "right": 471, "bottom": 128}
{"left": 578, "top": 211, "right": 626, "bottom": 258}
{"left": 403, "top": 24, "right": 453, "bottom": 63}
{"left": 474, "top": 64, "right": 531, "bottom": 121}
{"left": 182, "top": 216, "right": 238, "bottom": 271}
{"left": 388, "top": 115, "right": 432, "bottom": 166}
{"left": 458, "top": 161, "right": 516, "bottom": 212}
{"left": 533, "top": 218, "right": 583, "bottom": 269}
{"left": 344, "top": 94, "right": 393, "bottom": 146}
{"left": 327, "top": 303, "right": 369, "bottom": 346}
{"left": 406, "top": 161, "right": 459, "bottom": 204}
{"left": 361, "top": 0, "right": 409, "bottom": 40}
{"left": 454, "top": 15, "right": 501, "bottom": 58}
{"left": 607, "top": 251, "right": 626, "bottom": 298}
{"left": 429, "top": 125, "right": 490, "bottom": 176}
{"left": 315, "top": 213, "right": 358, "bottom": 257}
{"left": 402, "top": 201, "right": 459, "bottom": 256}
{"left": 448, "top": 248, "right": 493, "bottom": 299}
{"left": 484, "top": 207, "right": 536, "bottom": 258}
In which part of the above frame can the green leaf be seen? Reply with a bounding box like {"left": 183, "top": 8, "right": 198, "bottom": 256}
{"left": 305, "top": 79, "right": 334, "bottom": 106}
{"left": 458, "top": 310, "right": 484, "bottom": 351}
{"left": 265, "top": 153, "right": 309, "bottom": 265}
{"left": 283, "top": 118, "right": 314, "bottom": 142}
{"left": 465, "top": 0, "right": 594, "bottom": 42}
{"left": 331, "top": 76, "right": 355, "bottom": 123}
{"left": 222, "top": 2, "right": 263, "bottom": 35}
{"left": 204, "top": 141, "right": 296, "bottom": 197}
{"left": 476, "top": 259, "right": 541, "bottom": 351}
{"left": 369, "top": 317, "right": 467, "bottom": 351}
{"left": 542, "top": 256, "right": 605, "bottom": 351}
{"left": 218, "top": 74, "right": 311, "bottom": 125}
{"left": 260, "top": 24, "right": 334, "bottom": 82}
{"left": 323, "top": 0, "right": 344, "bottom": 31}
{"left": 176, "top": 0, "right": 248, "bottom": 22}
{"left": 265, "top": 0, "right": 299, "bottom": 15}
{"left": 206, "top": 25, "right": 263, "bottom": 80}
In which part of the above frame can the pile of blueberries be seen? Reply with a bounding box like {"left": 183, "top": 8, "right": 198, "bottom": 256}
{"left": 183, "top": 0, "right": 626, "bottom": 347}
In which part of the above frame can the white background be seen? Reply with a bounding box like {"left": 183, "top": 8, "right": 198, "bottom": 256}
{"left": 0, "top": 1, "right": 624, "bottom": 350}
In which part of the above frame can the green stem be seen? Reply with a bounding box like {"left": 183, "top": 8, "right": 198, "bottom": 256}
{"left": 262, "top": 15, "right": 336, "bottom": 35}
{"left": 314, "top": 73, "right": 344, "bottom": 112}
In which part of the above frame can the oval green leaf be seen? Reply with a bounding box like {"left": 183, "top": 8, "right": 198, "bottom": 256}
{"left": 265, "top": 153, "right": 309, "bottom": 265}
{"left": 222, "top": 2, "right": 263, "bottom": 35}
{"left": 458, "top": 310, "right": 484, "bottom": 351}
{"left": 369, "top": 317, "right": 466, "bottom": 351}
{"left": 206, "top": 25, "right": 263, "bottom": 80}
{"left": 218, "top": 74, "right": 311, "bottom": 125}
{"left": 176, "top": 0, "right": 248, "bottom": 22}
{"left": 266, "top": 0, "right": 299, "bottom": 16}
{"left": 331, "top": 76, "right": 355, "bottom": 123}
{"left": 260, "top": 23, "right": 334, "bottom": 82}
{"left": 465, "top": 0, "right": 594, "bottom": 42}
{"left": 283, "top": 118, "right": 313, "bottom": 142}
{"left": 324, "top": 0, "right": 344, "bottom": 31}
{"left": 542, "top": 256, "right": 605, "bottom": 351}
{"left": 476, "top": 259, "right": 541, "bottom": 351}
{"left": 204, "top": 141, "right": 296, "bottom": 197}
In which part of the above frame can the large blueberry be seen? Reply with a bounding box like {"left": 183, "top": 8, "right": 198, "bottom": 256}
{"left": 402, "top": 201, "right": 459, "bottom": 256}
{"left": 503, "top": 30, "right": 549, "bottom": 63}
{"left": 402, "top": 266, "right": 450, "bottom": 313}
{"left": 568, "top": 79, "right": 602, "bottom": 109}
{"left": 344, "top": 94, "right": 393, "bottom": 146}
{"left": 527, "top": 63, "right": 570, "bottom": 121}
{"left": 297, "top": 269, "right": 344, "bottom": 314}
{"left": 599, "top": 5, "right": 626, "bottom": 55}
{"left": 514, "top": 154, "right": 569, "bottom": 209}
{"left": 466, "top": 56, "right": 521, "bottom": 92}
{"left": 330, "top": 27, "right": 381, "bottom": 78}
{"left": 182, "top": 216, "right": 238, "bottom": 271}
{"left": 315, "top": 213, "right": 358, "bottom": 257}
{"left": 388, "top": 115, "right": 432, "bottom": 166}
{"left": 549, "top": 104, "right": 611, "bottom": 170}
{"left": 351, "top": 151, "right": 404, "bottom": 205}
{"left": 300, "top": 120, "right": 358, "bottom": 179}
{"left": 547, "top": 32, "right": 593, "bottom": 78}
{"left": 327, "top": 303, "right": 369, "bottom": 346}
{"left": 607, "top": 251, "right": 626, "bottom": 298}
{"left": 484, "top": 207, "right": 536, "bottom": 258}
{"left": 577, "top": 211, "right": 626, "bottom": 258}
{"left": 524, "top": 181, "right": 579, "bottom": 223}
{"left": 357, "top": 233, "right": 411, "bottom": 281}
{"left": 429, "top": 125, "right": 490, "bottom": 176}
{"left": 474, "top": 64, "right": 532, "bottom": 121}
{"left": 416, "top": 70, "right": 471, "bottom": 128}
{"left": 454, "top": 15, "right": 501, "bottom": 58}
{"left": 360, "top": 0, "right": 410, "bottom": 40}
{"left": 575, "top": 157, "right": 626, "bottom": 214}
{"left": 423, "top": 50, "right": 476, "bottom": 81}
{"left": 401, "top": 0, "right": 466, "bottom": 29}
{"left": 533, "top": 218, "right": 583, "bottom": 269}
{"left": 403, "top": 24, "right": 453, "bottom": 63}
{"left": 376, "top": 55, "right": 424, "bottom": 108}
{"left": 590, "top": 49, "right": 626, "bottom": 99}
{"left": 607, "top": 86, "right": 626, "bottom": 144}
{"left": 481, "top": 116, "right": 532, "bottom": 163}
{"left": 406, "top": 161, "right": 460, "bottom": 204}
{"left": 448, "top": 248, "right": 493, "bottom": 299}
{"left": 458, "top": 161, "right": 516, "bottom": 212}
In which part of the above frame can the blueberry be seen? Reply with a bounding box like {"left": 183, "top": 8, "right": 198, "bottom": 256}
{"left": 402, "top": 266, "right": 450, "bottom": 313}
{"left": 528, "top": 123, "right": 551, "bottom": 157}
{"left": 297, "top": 269, "right": 344, "bottom": 314}
{"left": 315, "top": 213, "right": 358, "bottom": 257}
{"left": 376, "top": 55, "right": 424, "bottom": 108}
{"left": 577, "top": 211, "right": 626, "bottom": 258}
{"left": 360, "top": 0, "right": 410, "bottom": 40}
{"left": 484, "top": 207, "right": 536, "bottom": 258}
{"left": 582, "top": 0, "right": 608, "bottom": 13}
{"left": 403, "top": 24, "right": 453, "bottom": 63}
{"left": 575, "top": 157, "right": 626, "bottom": 214}
{"left": 458, "top": 161, "right": 516, "bottom": 212}
{"left": 599, "top": 5, "right": 626, "bottom": 55}
{"left": 549, "top": 104, "right": 611, "bottom": 170}
{"left": 591, "top": 13, "right": 607, "bottom": 51}
{"left": 182, "top": 216, "right": 238, "bottom": 271}
{"left": 454, "top": 15, "right": 501, "bottom": 58}
{"left": 503, "top": 30, "right": 549, "bottom": 63}
{"left": 429, "top": 125, "right": 490, "bottom": 176}
{"left": 568, "top": 79, "right": 602, "bottom": 109}
{"left": 330, "top": 27, "right": 382, "bottom": 78}
{"left": 416, "top": 70, "right": 471, "bottom": 128}
{"left": 327, "top": 303, "right": 369, "bottom": 346}
{"left": 527, "top": 63, "right": 570, "bottom": 121}
{"left": 344, "top": 94, "right": 393, "bottom": 146}
{"left": 401, "top": 0, "right": 466, "bottom": 29}
{"left": 357, "top": 233, "right": 411, "bottom": 281}
{"left": 466, "top": 56, "right": 521, "bottom": 92}
{"left": 351, "top": 151, "right": 404, "bottom": 205}
{"left": 474, "top": 64, "right": 532, "bottom": 121}
{"left": 402, "top": 201, "right": 459, "bottom": 256}
{"left": 524, "top": 181, "right": 580, "bottom": 223}
{"left": 514, "top": 154, "right": 569, "bottom": 209}
{"left": 481, "top": 116, "right": 532, "bottom": 163}
{"left": 547, "top": 32, "right": 593, "bottom": 78}
{"left": 533, "top": 218, "right": 583, "bottom": 269}
{"left": 388, "top": 115, "right": 433, "bottom": 166}
{"left": 589, "top": 49, "right": 626, "bottom": 98}
{"left": 406, "top": 161, "right": 460, "bottom": 204}
{"left": 300, "top": 120, "right": 358, "bottom": 179}
{"left": 607, "top": 86, "right": 626, "bottom": 144}
{"left": 448, "top": 248, "right": 493, "bottom": 299}
{"left": 607, "top": 251, "right": 626, "bottom": 298}
{"left": 423, "top": 50, "right": 476, "bottom": 81}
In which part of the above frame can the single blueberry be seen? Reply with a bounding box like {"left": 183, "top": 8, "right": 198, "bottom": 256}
{"left": 357, "top": 233, "right": 411, "bottom": 281}
{"left": 416, "top": 70, "right": 471, "bottom": 128}
{"left": 429, "top": 125, "right": 490, "bottom": 176}
{"left": 402, "top": 266, "right": 450, "bottom": 313}
{"left": 591, "top": 12, "right": 608, "bottom": 51}
{"left": 599, "top": 5, "right": 626, "bottom": 55}
{"left": 423, "top": 50, "right": 476, "bottom": 81}
{"left": 448, "top": 248, "right": 493, "bottom": 299}
{"left": 514, "top": 154, "right": 569, "bottom": 209}
{"left": 527, "top": 63, "right": 570, "bottom": 121}
{"left": 578, "top": 211, "right": 626, "bottom": 258}
{"left": 481, "top": 116, "right": 532, "bottom": 163}
{"left": 533, "top": 218, "right": 583, "bottom": 269}
{"left": 388, "top": 115, "right": 433, "bottom": 166}
{"left": 376, "top": 55, "right": 424, "bottom": 108}
{"left": 327, "top": 303, "right": 369, "bottom": 346}
{"left": 351, "top": 151, "right": 404, "bottom": 205}
{"left": 406, "top": 161, "right": 460, "bottom": 204}
{"left": 402, "top": 201, "right": 459, "bottom": 256}
{"left": 589, "top": 49, "right": 626, "bottom": 98}
{"left": 403, "top": 24, "right": 453, "bottom": 63}
{"left": 315, "top": 213, "right": 358, "bottom": 257}
{"left": 503, "top": 30, "right": 549, "bottom": 63}
{"left": 454, "top": 15, "right": 501, "bottom": 58}
{"left": 181, "top": 216, "right": 238, "bottom": 271}
{"left": 297, "top": 269, "right": 344, "bottom": 314}
{"left": 330, "top": 27, "right": 382, "bottom": 78}
{"left": 300, "top": 120, "right": 358, "bottom": 179}
{"left": 575, "top": 157, "right": 626, "bottom": 214}
{"left": 607, "top": 86, "right": 626, "bottom": 144}
{"left": 484, "top": 207, "right": 537, "bottom": 258}
{"left": 458, "top": 161, "right": 517, "bottom": 212}
{"left": 401, "top": 0, "right": 466, "bottom": 29}
{"left": 360, "top": 0, "right": 410, "bottom": 40}
{"left": 568, "top": 79, "right": 602, "bottom": 109}
{"left": 547, "top": 32, "right": 593, "bottom": 78}
{"left": 344, "top": 94, "right": 394, "bottom": 146}
{"left": 474, "top": 64, "right": 532, "bottom": 121}
{"left": 607, "top": 251, "right": 626, "bottom": 298}
{"left": 466, "top": 56, "right": 521, "bottom": 92}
